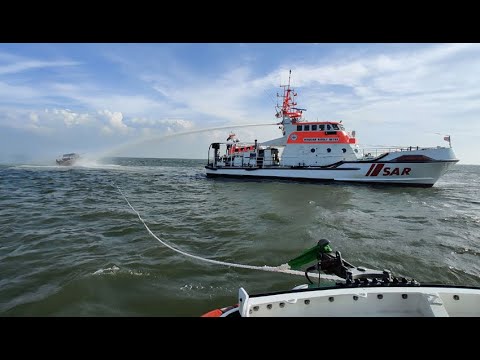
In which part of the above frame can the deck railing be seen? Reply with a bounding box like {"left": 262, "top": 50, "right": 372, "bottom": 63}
{"left": 358, "top": 145, "right": 443, "bottom": 159}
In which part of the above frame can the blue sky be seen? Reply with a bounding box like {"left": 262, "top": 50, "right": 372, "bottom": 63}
{"left": 1, "top": 43, "right": 479, "bottom": 164}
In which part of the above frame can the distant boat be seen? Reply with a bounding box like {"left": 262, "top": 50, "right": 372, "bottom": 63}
{"left": 56, "top": 153, "right": 80, "bottom": 166}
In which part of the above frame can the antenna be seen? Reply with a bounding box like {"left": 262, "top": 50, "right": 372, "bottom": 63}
{"left": 275, "top": 69, "right": 304, "bottom": 120}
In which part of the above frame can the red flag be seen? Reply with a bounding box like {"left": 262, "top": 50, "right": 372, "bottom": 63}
{"left": 444, "top": 135, "right": 450, "bottom": 142}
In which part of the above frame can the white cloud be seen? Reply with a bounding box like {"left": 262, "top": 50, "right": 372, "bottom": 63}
{"left": 0, "top": 60, "right": 80, "bottom": 75}
{"left": 98, "top": 110, "right": 129, "bottom": 134}
{"left": 80, "top": 95, "right": 163, "bottom": 116}
{"left": 130, "top": 117, "right": 189, "bottom": 126}
{"left": 29, "top": 112, "right": 39, "bottom": 123}
{"left": 147, "top": 65, "right": 281, "bottom": 125}
{"left": 101, "top": 125, "right": 113, "bottom": 135}
{"left": 53, "top": 109, "right": 91, "bottom": 127}
{"left": 0, "top": 81, "right": 41, "bottom": 102}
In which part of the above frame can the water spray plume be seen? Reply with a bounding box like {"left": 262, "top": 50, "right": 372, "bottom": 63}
{"left": 98, "top": 122, "right": 278, "bottom": 158}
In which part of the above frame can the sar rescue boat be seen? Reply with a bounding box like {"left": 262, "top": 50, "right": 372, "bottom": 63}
{"left": 205, "top": 71, "right": 458, "bottom": 187}
{"left": 202, "top": 239, "right": 480, "bottom": 317}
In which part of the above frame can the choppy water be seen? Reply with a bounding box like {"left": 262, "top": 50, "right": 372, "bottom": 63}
{"left": 0, "top": 159, "right": 479, "bottom": 316}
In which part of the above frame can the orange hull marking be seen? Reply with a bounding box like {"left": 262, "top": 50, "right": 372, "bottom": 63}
{"left": 201, "top": 309, "right": 223, "bottom": 317}
{"left": 287, "top": 131, "right": 352, "bottom": 144}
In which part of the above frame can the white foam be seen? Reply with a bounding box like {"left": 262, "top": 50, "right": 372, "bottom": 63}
{"left": 93, "top": 265, "right": 120, "bottom": 275}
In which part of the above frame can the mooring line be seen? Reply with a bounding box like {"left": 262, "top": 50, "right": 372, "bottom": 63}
{"left": 114, "top": 183, "right": 342, "bottom": 282}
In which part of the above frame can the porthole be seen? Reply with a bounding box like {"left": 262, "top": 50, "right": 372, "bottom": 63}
{"left": 327, "top": 148, "right": 331, "bottom": 153}
{"left": 342, "top": 148, "right": 346, "bottom": 153}
{"left": 311, "top": 148, "right": 315, "bottom": 153}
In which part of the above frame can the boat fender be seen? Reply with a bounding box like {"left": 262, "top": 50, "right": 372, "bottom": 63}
{"left": 201, "top": 309, "right": 223, "bottom": 317}
{"left": 201, "top": 304, "right": 238, "bottom": 317}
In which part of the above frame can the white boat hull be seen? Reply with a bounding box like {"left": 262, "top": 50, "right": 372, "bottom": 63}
{"left": 206, "top": 159, "right": 457, "bottom": 186}
{"left": 215, "top": 285, "right": 480, "bottom": 317}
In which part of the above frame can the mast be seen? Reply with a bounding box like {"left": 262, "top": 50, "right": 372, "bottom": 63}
{"left": 275, "top": 69, "right": 304, "bottom": 122}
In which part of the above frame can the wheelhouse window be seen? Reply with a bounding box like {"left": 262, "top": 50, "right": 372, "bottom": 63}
{"left": 297, "top": 125, "right": 302, "bottom": 131}
{"left": 319, "top": 124, "right": 325, "bottom": 130}
{"left": 312, "top": 124, "right": 317, "bottom": 131}
{"left": 326, "top": 124, "right": 331, "bottom": 130}
{"left": 332, "top": 124, "right": 339, "bottom": 130}
{"left": 304, "top": 125, "right": 310, "bottom": 131}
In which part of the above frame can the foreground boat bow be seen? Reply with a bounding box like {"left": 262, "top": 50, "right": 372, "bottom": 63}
{"left": 202, "top": 240, "right": 480, "bottom": 317}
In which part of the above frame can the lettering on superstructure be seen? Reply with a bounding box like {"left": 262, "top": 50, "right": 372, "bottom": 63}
{"left": 303, "top": 138, "right": 339, "bottom": 142}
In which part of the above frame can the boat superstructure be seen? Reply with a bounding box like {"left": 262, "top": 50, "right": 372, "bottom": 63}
{"left": 205, "top": 71, "right": 458, "bottom": 187}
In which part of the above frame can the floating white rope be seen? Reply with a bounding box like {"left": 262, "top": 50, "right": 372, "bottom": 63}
{"left": 115, "top": 184, "right": 343, "bottom": 282}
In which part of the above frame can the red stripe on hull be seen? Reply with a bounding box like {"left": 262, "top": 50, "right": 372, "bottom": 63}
{"left": 370, "top": 164, "right": 385, "bottom": 177}
{"left": 365, "top": 164, "right": 376, "bottom": 176}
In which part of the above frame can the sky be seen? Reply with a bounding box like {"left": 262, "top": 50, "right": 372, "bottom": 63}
{"left": 0, "top": 43, "right": 479, "bottom": 165}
